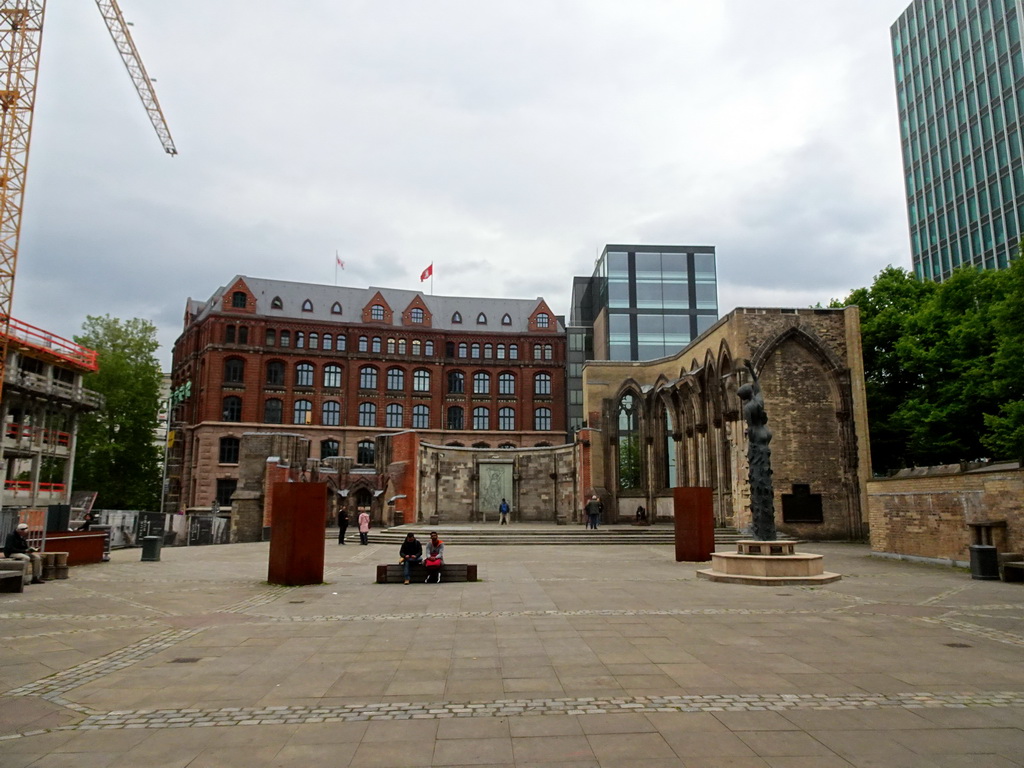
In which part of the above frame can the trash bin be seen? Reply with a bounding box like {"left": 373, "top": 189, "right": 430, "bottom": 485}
{"left": 141, "top": 535, "right": 162, "bottom": 562}
{"left": 969, "top": 544, "right": 999, "bottom": 580}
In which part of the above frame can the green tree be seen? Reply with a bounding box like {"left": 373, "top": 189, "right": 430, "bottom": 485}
{"left": 73, "top": 316, "right": 163, "bottom": 509}
{"left": 982, "top": 256, "right": 1024, "bottom": 459}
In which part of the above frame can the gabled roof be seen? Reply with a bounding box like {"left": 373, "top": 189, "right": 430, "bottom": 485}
{"left": 190, "top": 276, "right": 565, "bottom": 333}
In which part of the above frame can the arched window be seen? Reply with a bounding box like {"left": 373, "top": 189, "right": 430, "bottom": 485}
{"left": 498, "top": 407, "right": 515, "bottom": 430}
{"left": 265, "top": 329, "right": 276, "bottom": 346}
{"left": 337, "top": 334, "right": 347, "bottom": 351}
{"left": 497, "top": 344, "right": 506, "bottom": 359}
{"left": 471, "top": 343, "right": 481, "bottom": 358}
{"left": 224, "top": 357, "right": 244, "bottom": 384}
{"left": 536, "top": 312, "right": 550, "bottom": 328}
{"left": 458, "top": 342, "right": 468, "bottom": 358}
{"left": 398, "top": 339, "right": 407, "bottom": 354}
{"left": 498, "top": 372, "right": 515, "bottom": 395}
{"left": 447, "top": 406, "right": 464, "bottom": 430}
{"left": 502, "top": 313, "right": 512, "bottom": 326}
{"left": 264, "top": 398, "right": 283, "bottom": 423}
{"left": 331, "top": 302, "right": 343, "bottom": 315}
{"left": 295, "top": 332, "right": 305, "bottom": 349}
{"left": 413, "top": 368, "right": 431, "bottom": 391}
{"left": 534, "top": 407, "right": 552, "bottom": 431}
{"left": 472, "top": 442, "right": 490, "bottom": 448}
{"left": 371, "top": 304, "right": 385, "bottom": 321}
{"left": 321, "top": 439, "right": 339, "bottom": 459}
{"left": 266, "top": 361, "right": 284, "bottom": 386}
{"left": 447, "top": 371, "right": 464, "bottom": 394}
{"left": 412, "top": 404, "right": 430, "bottom": 429}
{"left": 372, "top": 337, "right": 382, "bottom": 353}
{"left": 323, "top": 334, "right": 333, "bottom": 351}
{"left": 387, "top": 338, "right": 396, "bottom": 354}
{"left": 225, "top": 325, "right": 236, "bottom": 343}
{"left": 301, "top": 299, "right": 313, "bottom": 312}
{"left": 358, "top": 402, "right": 376, "bottom": 427}
{"left": 222, "top": 396, "right": 242, "bottom": 422}
{"left": 386, "top": 403, "right": 403, "bottom": 428}
{"left": 509, "top": 344, "right": 519, "bottom": 360}
{"left": 359, "top": 366, "right": 378, "bottom": 390}
{"left": 293, "top": 399, "right": 313, "bottom": 425}
{"left": 271, "top": 296, "right": 283, "bottom": 309}
{"left": 425, "top": 340, "right": 434, "bottom": 356}
{"left": 323, "top": 364, "right": 342, "bottom": 388}
{"left": 473, "top": 407, "right": 490, "bottom": 430}
{"left": 232, "top": 291, "right": 247, "bottom": 308}
{"left": 499, "top": 442, "right": 516, "bottom": 449}
{"left": 308, "top": 333, "right": 318, "bottom": 349}
{"left": 473, "top": 372, "right": 490, "bottom": 395}
{"left": 534, "top": 372, "right": 551, "bottom": 395}
{"left": 483, "top": 343, "right": 493, "bottom": 358}
{"left": 280, "top": 331, "right": 290, "bottom": 347}
{"left": 411, "top": 307, "right": 425, "bottom": 323}
{"left": 544, "top": 344, "right": 553, "bottom": 360}
{"left": 238, "top": 327, "right": 248, "bottom": 344}
{"left": 412, "top": 339, "right": 421, "bottom": 355}
{"left": 357, "top": 439, "right": 375, "bottom": 464}
{"left": 617, "top": 393, "right": 641, "bottom": 489}
{"left": 476, "top": 313, "right": 487, "bottom": 324}
{"left": 322, "top": 401, "right": 341, "bottom": 426}
{"left": 295, "top": 362, "right": 314, "bottom": 387}
{"left": 451, "top": 311, "right": 462, "bottom": 323}
{"left": 358, "top": 336, "right": 368, "bottom": 352}
{"left": 533, "top": 344, "right": 542, "bottom": 359}
{"left": 386, "top": 367, "right": 405, "bottom": 391}
{"left": 219, "top": 437, "right": 240, "bottom": 463}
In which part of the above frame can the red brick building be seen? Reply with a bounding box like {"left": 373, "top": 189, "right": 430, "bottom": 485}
{"left": 167, "top": 276, "right": 566, "bottom": 512}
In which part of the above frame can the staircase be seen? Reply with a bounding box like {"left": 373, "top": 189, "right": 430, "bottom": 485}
{"left": 328, "top": 524, "right": 786, "bottom": 546}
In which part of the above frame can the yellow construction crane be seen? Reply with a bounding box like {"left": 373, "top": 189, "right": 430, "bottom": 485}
{"left": 0, "top": 0, "right": 175, "bottom": 400}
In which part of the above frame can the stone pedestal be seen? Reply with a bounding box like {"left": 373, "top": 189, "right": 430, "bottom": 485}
{"left": 697, "top": 540, "right": 841, "bottom": 585}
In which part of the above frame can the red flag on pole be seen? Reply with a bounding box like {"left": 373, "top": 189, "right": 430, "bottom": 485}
{"left": 420, "top": 264, "right": 433, "bottom": 281}
{"left": 336, "top": 255, "right": 345, "bottom": 269}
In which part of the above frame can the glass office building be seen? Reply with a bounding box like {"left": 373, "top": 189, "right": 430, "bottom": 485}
{"left": 892, "top": 0, "right": 1024, "bottom": 281}
{"left": 566, "top": 244, "right": 718, "bottom": 434}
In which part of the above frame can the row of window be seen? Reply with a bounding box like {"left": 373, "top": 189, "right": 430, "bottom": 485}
{"left": 260, "top": 330, "right": 555, "bottom": 361}
{"left": 226, "top": 359, "right": 555, "bottom": 395}
{"left": 221, "top": 395, "right": 553, "bottom": 430}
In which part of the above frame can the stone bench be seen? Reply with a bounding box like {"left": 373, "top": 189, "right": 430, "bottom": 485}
{"left": 0, "top": 560, "right": 29, "bottom": 592}
{"left": 1002, "top": 561, "right": 1024, "bottom": 583}
{"left": 376, "top": 563, "right": 478, "bottom": 584}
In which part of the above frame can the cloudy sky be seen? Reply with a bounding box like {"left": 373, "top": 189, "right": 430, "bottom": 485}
{"left": 18, "top": 0, "right": 913, "bottom": 367}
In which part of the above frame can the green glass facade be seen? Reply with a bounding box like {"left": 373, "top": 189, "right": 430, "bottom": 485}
{"left": 893, "top": 0, "right": 1024, "bottom": 281}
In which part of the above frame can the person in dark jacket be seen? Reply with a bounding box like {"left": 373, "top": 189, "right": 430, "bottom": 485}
{"left": 337, "top": 509, "right": 349, "bottom": 545}
{"left": 3, "top": 523, "right": 44, "bottom": 583}
{"left": 399, "top": 533, "right": 422, "bottom": 584}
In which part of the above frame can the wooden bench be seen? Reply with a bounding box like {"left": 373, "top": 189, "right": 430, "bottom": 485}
{"left": 1002, "top": 561, "right": 1024, "bottom": 583}
{"left": 376, "top": 563, "right": 478, "bottom": 584}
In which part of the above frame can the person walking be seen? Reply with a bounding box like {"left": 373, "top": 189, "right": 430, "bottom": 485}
{"left": 584, "top": 495, "right": 602, "bottom": 530}
{"left": 399, "top": 532, "right": 422, "bottom": 584}
{"left": 357, "top": 509, "right": 370, "bottom": 545}
{"left": 498, "top": 498, "right": 510, "bottom": 525}
{"left": 337, "top": 509, "right": 349, "bottom": 545}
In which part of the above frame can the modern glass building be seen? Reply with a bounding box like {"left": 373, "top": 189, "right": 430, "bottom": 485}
{"left": 566, "top": 244, "right": 718, "bottom": 434}
{"left": 892, "top": 0, "right": 1024, "bottom": 281}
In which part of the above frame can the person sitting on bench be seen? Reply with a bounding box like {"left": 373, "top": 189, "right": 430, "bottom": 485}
{"left": 423, "top": 531, "right": 445, "bottom": 583}
{"left": 3, "top": 523, "right": 44, "bottom": 584}
{"left": 399, "top": 533, "right": 422, "bottom": 585}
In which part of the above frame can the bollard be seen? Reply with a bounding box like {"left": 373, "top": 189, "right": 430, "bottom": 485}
{"left": 141, "top": 535, "right": 162, "bottom": 562}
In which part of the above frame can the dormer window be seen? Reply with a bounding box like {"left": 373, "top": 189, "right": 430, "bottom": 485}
{"left": 410, "top": 307, "right": 425, "bottom": 323}
{"left": 452, "top": 312, "right": 462, "bottom": 324}
{"left": 331, "top": 302, "right": 343, "bottom": 315}
{"left": 536, "top": 312, "right": 550, "bottom": 328}
{"left": 231, "top": 291, "right": 247, "bottom": 309}
{"left": 271, "top": 296, "right": 283, "bottom": 310}
{"left": 371, "top": 304, "right": 385, "bottom": 321}
{"left": 301, "top": 299, "right": 313, "bottom": 312}
{"left": 476, "top": 313, "right": 487, "bottom": 324}
{"left": 502, "top": 313, "right": 512, "bottom": 325}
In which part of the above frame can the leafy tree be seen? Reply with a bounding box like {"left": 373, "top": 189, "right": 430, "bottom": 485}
{"left": 73, "top": 316, "right": 163, "bottom": 509}
{"left": 982, "top": 257, "right": 1024, "bottom": 459}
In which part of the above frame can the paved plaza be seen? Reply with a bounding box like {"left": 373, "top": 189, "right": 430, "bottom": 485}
{"left": 1, "top": 530, "right": 1023, "bottom": 767}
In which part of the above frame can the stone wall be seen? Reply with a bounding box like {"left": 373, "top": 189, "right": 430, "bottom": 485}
{"left": 868, "top": 463, "right": 1024, "bottom": 563}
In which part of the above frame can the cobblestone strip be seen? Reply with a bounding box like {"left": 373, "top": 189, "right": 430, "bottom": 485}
{"left": 920, "top": 584, "right": 975, "bottom": 606}
{"left": 918, "top": 615, "right": 1024, "bottom": 648}
{"left": 4, "top": 627, "right": 205, "bottom": 700}
{"left": 0, "top": 623, "right": 160, "bottom": 642}
{"left": 217, "top": 586, "right": 292, "bottom": 614}
{"left": 248, "top": 607, "right": 832, "bottom": 622}
{"left": 1, "top": 691, "right": 1020, "bottom": 738}
{"left": 61, "top": 586, "right": 177, "bottom": 617}
{"left": 0, "top": 612, "right": 162, "bottom": 623}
